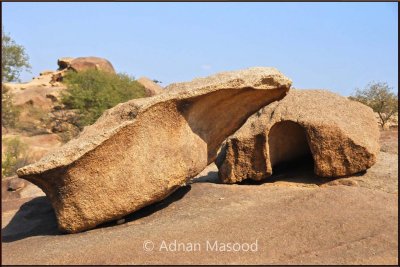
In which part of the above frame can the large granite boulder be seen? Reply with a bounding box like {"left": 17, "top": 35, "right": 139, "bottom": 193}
{"left": 17, "top": 67, "right": 292, "bottom": 233}
{"left": 216, "top": 89, "right": 380, "bottom": 183}
{"left": 68, "top": 57, "right": 116, "bottom": 74}
{"left": 53, "top": 57, "right": 116, "bottom": 82}
{"left": 137, "top": 77, "right": 164, "bottom": 96}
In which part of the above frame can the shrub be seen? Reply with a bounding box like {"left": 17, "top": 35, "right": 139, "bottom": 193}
{"left": 2, "top": 137, "right": 30, "bottom": 178}
{"left": 61, "top": 70, "right": 146, "bottom": 127}
{"left": 1, "top": 84, "right": 20, "bottom": 128}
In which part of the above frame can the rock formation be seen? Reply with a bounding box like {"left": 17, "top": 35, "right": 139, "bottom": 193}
{"left": 216, "top": 89, "right": 380, "bottom": 183}
{"left": 17, "top": 67, "right": 292, "bottom": 233}
{"left": 68, "top": 57, "right": 116, "bottom": 74}
{"left": 137, "top": 77, "right": 164, "bottom": 96}
{"left": 3, "top": 68, "right": 79, "bottom": 143}
{"left": 57, "top": 57, "right": 74, "bottom": 70}
{"left": 52, "top": 56, "right": 116, "bottom": 82}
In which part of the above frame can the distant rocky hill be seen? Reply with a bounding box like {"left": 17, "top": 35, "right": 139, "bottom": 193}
{"left": 2, "top": 56, "right": 163, "bottom": 180}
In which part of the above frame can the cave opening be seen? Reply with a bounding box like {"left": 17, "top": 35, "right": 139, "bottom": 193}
{"left": 267, "top": 120, "right": 315, "bottom": 181}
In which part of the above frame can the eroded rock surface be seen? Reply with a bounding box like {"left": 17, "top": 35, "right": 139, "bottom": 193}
{"left": 217, "top": 89, "right": 380, "bottom": 183}
{"left": 17, "top": 67, "right": 291, "bottom": 233}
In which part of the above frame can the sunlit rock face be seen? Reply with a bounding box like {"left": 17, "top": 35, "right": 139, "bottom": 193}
{"left": 17, "top": 67, "right": 291, "bottom": 233}
{"left": 216, "top": 89, "right": 380, "bottom": 184}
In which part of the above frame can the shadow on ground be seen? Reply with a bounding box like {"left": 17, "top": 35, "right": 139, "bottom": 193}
{"left": 192, "top": 156, "right": 366, "bottom": 186}
{"left": 3, "top": 154, "right": 369, "bottom": 243}
{"left": 2, "top": 197, "right": 59, "bottom": 242}
{"left": 2, "top": 185, "right": 191, "bottom": 242}
{"left": 97, "top": 185, "right": 191, "bottom": 229}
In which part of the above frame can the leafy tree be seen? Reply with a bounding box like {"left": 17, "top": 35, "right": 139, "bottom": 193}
{"left": 2, "top": 28, "right": 31, "bottom": 82}
{"left": 61, "top": 69, "right": 146, "bottom": 127}
{"left": 1, "top": 29, "right": 30, "bottom": 128}
{"left": 349, "top": 82, "right": 398, "bottom": 128}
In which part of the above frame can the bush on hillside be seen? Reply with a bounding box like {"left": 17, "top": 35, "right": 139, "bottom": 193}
{"left": 1, "top": 84, "right": 20, "bottom": 129}
{"left": 61, "top": 69, "right": 146, "bottom": 128}
{"left": 2, "top": 137, "right": 30, "bottom": 178}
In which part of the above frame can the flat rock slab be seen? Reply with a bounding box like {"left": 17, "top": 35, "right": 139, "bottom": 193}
{"left": 1, "top": 183, "right": 397, "bottom": 265}
{"left": 17, "top": 67, "right": 291, "bottom": 233}
{"left": 3, "top": 130, "right": 397, "bottom": 265}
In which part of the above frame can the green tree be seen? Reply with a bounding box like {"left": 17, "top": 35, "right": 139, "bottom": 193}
{"left": 349, "top": 82, "right": 398, "bottom": 128}
{"left": 61, "top": 69, "right": 146, "bottom": 127}
{"left": 2, "top": 29, "right": 30, "bottom": 128}
{"left": 2, "top": 28, "right": 31, "bottom": 82}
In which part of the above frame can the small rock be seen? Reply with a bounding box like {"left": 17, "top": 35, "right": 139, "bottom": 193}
{"left": 40, "top": 70, "right": 54, "bottom": 76}
{"left": 7, "top": 177, "right": 26, "bottom": 192}
{"left": 116, "top": 219, "right": 125, "bottom": 225}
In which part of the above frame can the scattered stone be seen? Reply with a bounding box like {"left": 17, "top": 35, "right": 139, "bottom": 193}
{"left": 17, "top": 67, "right": 292, "bottom": 233}
{"left": 216, "top": 89, "right": 380, "bottom": 183}
{"left": 40, "top": 70, "right": 54, "bottom": 76}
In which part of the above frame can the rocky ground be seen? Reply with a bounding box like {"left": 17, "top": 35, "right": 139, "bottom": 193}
{"left": 1, "top": 129, "right": 398, "bottom": 264}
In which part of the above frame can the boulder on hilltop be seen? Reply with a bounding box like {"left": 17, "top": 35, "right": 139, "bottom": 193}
{"left": 57, "top": 56, "right": 115, "bottom": 74}
{"left": 52, "top": 56, "right": 116, "bottom": 82}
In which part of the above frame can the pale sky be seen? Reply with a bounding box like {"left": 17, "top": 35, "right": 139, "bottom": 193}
{"left": 2, "top": 2, "right": 398, "bottom": 96}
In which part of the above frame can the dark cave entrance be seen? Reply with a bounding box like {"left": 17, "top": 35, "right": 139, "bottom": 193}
{"left": 267, "top": 120, "right": 315, "bottom": 179}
